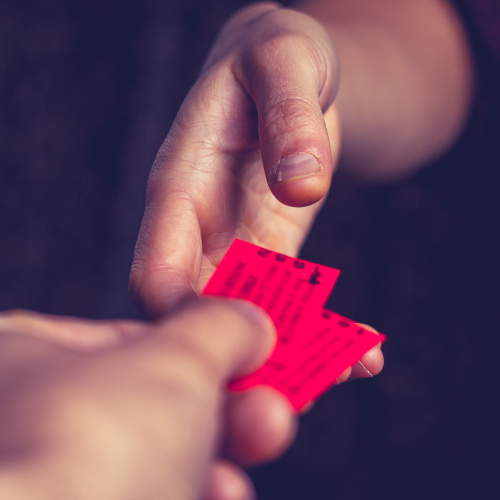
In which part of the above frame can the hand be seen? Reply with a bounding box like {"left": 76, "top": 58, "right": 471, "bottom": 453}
{"left": 0, "top": 299, "right": 277, "bottom": 500}
{"left": 0, "top": 304, "right": 384, "bottom": 500}
{"left": 129, "top": 2, "right": 341, "bottom": 317}
{"left": 128, "top": 3, "right": 383, "bottom": 485}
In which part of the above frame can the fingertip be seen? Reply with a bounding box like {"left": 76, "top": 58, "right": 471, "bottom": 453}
{"left": 227, "top": 300, "right": 276, "bottom": 342}
{"left": 256, "top": 95, "right": 335, "bottom": 208}
{"left": 225, "top": 386, "right": 298, "bottom": 466}
{"left": 204, "top": 460, "right": 255, "bottom": 500}
{"left": 160, "top": 297, "right": 276, "bottom": 383}
{"left": 362, "top": 345, "right": 385, "bottom": 376}
{"left": 348, "top": 346, "right": 385, "bottom": 380}
{"left": 270, "top": 162, "right": 331, "bottom": 207}
{"left": 211, "top": 299, "right": 277, "bottom": 377}
{"left": 337, "top": 365, "right": 353, "bottom": 383}
{"left": 275, "top": 152, "right": 322, "bottom": 183}
{"left": 300, "top": 400, "right": 316, "bottom": 414}
{"left": 263, "top": 103, "right": 341, "bottom": 208}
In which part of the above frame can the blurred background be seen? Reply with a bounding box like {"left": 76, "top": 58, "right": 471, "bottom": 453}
{"left": 1, "top": 0, "right": 499, "bottom": 498}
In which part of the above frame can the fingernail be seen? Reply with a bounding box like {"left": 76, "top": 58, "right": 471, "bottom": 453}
{"left": 230, "top": 299, "right": 275, "bottom": 332}
{"left": 275, "top": 153, "right": 321, "bottom": 182}
{"left": 357, "top": 360, "right": 373, "bottom": 377}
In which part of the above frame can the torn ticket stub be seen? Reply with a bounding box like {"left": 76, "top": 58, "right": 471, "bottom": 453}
{"left": 202, "top": 238, "right": 386, "bottom": 411}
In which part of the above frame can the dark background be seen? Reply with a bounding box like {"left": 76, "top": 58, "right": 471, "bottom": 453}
{"left": 1, "top": 0, "right": 499, "bottom": 498}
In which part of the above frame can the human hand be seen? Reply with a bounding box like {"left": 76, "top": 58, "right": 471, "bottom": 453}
{"left": 0, "top": 299, "right": 277, "bottom": 500}
{"left": 128, "top": 4, "right": 383, "bottom": 485}
{"left": 129, "top": 2, "right": 341, "bottom": 317}
{"left": 0, "top": 304, "right": 383, "bottom": 500}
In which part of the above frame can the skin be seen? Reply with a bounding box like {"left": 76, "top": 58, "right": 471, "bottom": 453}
{"left": 129, "top": 1, "right": 473, "bottom": 497}
{"left": 0, "top": 301, "right": 381, "bottom": 500}
{"left": 0, "top": 299, "right": 275, "bottom": 500}
{"left": 129, "top": 0, "right": 474, "bottom": 315}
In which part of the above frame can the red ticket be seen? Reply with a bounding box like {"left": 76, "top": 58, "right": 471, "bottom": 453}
{"left": 203, "top": 238, "right": 340, "bottom": 363}
{"left": 228, "top": 310, "right": 385, "bottom": 410}
{"left": 202, "top": 239, "right": 386, "bottom": 411}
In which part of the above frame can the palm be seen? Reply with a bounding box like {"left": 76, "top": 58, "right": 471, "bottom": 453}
{"left": 197, "top": 153, "right": 323, "bottom": 292}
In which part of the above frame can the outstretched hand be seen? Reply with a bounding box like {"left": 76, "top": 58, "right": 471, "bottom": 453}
{"left": 128, "top": 6, "right": 383, "bottom": 494}
{"left": 0, "top": 302, "right": 382, "bottom": 500}
{"left": 129, "top": 3, "right": 341, "bottom": 318}
{"left": 0, "top": 300, "right": 275, "bottom": 500}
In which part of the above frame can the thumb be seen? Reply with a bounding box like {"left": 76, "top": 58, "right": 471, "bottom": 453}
{"left": 150, "top": 297, "right": 277, "bottom": 384}
{"left": 237, "top": 9, "right": 340, "bottom": 207}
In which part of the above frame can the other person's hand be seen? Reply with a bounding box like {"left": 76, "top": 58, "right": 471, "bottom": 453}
{"left": 0, "top": 299, "right": 275, "bottom": 500}
{"left": 129, "top": 3, "right": 341, "bottom": 317}
{"left": 0, "top": 301, "right": 383, "bottom": 500}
